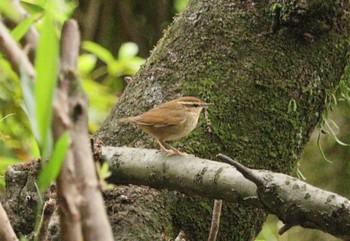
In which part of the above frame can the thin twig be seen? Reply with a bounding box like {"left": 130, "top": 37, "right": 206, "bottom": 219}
{"left": 216, "top": 153, "right": 264, "bottom": 185}
{"left": 207, "top": 199, "right": 222, "bottom": 241}
{"left": 36, "top": 198, "right": 56, "bottom": 241}
{"left": 0, "top": 20, "right": 35, "bottom": 80}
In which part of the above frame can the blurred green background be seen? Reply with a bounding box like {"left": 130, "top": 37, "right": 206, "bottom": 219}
{"left": 0, "top": 0, "right": 347, "bottom": 240}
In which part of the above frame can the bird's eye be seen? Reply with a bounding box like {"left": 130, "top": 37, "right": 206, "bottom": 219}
{"left": 192, "top": 104, "right": 199, "bottom": 107}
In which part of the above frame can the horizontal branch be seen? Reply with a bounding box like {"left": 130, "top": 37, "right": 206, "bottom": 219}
{"left": 103, "top": 146, "right": 259, "bottom": 206}
{"left": 103, "top": 146, "right": 350, "bottom": 240}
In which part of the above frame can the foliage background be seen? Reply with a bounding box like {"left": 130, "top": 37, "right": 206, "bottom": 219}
{"left": 0, "top": 0, "right": 348, "bottom": 240}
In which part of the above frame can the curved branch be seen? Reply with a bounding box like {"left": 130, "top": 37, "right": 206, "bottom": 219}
{"left": 104, "top": 147, "right": 350, "bottom": 240}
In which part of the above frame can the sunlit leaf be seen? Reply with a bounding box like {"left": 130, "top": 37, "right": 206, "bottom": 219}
{"left": 0, "top": 157, "right": 21, "bottom": 189}
{"left": 0, "top": 157, "right": 20, "bottom": 172}
{"left": 0, "top": 113, "right": 15, "bottom": 122}
{"left": 82, "top": 41, "right": 114, "bottom": 64}
{"left": 118, "top": 42, "right": 139, "bottom": 60}
{"left": 29, "top": 135, "right": 41, "bottom": 158}
{"left": 11, "top": 14, "right": 39, "bottom": 42}
{"left": 107, "top": 58, "right": 145, "bottom": 77}
{"left": 107, "top": 60, "right": 123, "bottom": 76}
{"left": 21, "top": 1, "right": 46, "bottom": 13}
{"left": 38, "top": 132, "right": 69, "bottom": 192}
{"left": 0, "top": 0, "right": 21, "bottom": 21}
{"left": 96, "top": 162, "right": 114, "bottom": 190}
{"left": 34, "top": 13, "right": 59, "bottom": 156}
{"left": 78, "top": 54, "right": 97, "bottom": 75}
{"left": 173, "top": 0, "right": 189, "bottom": 12}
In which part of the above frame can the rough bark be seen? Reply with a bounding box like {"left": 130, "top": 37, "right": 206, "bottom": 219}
{"left": 54, "top": 20, "right": 114, "bottom": 241}
{"left": 93, "top": 0, "right": 350, "bottom": 240}
{"left": 101, "top": 146, "right": 350, "bottom": 241}
{"left": 5, "top": 146, "right": 350, "bottom": 239}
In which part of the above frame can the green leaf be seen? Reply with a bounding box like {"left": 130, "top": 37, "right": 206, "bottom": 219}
{"left": 0, "top": 113, "right": 15, "bottom": 122}
{"left": 325, "top": 120, "right": 350, "bottom": 147}
{"left": 20, "top": 1, "right": 46, "bottom": 14}
{"left": 11, "top": 14, "right": 39, "bottom": 42}
{"left": 316, "top": 131, "right": 333, "bottom": 164}
{"left": 82, "top": 41, "right": 114, "bottom": 64}
{"left": 29, "top": 135, "right": 41, "bottom": 158}
{"left": 0, "top": 0, "right": 21, "bottom": 21}
{"left": 78, "top": 54, "right": 97, "bottom": 75}
{"left": 38, "top": 132, "right": 70, "bottom": 192}
{"left": 173, "top": 0, "right": 189, "bottom": 12}
{"left": 0, "top": 157, "right": 21, "bottom": 189}
{"left": 287, "top": 98, "right": 297, "bottom": 112}
{"left": 118, "top": 42, "right": 139, "bottom": 60}
{"left": 34, "top": 13, "right": 59, "bottom": 156}
{"left": 0, "top": 157, "right": 20, "bottom": 173}
{"left": 96, "top": 162, "right": 114, "bottom": 191}
{"left": 20, "top": 68, "right": 39, "bottom": 141}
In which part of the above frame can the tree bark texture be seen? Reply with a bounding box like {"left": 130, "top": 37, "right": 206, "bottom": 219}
{"left": 94, "top": 0, "right": 350, "bottom": 240}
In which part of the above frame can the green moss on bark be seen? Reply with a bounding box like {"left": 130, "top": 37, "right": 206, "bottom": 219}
{"left": 94, "top": 0, "right": 350, "bottom": 240}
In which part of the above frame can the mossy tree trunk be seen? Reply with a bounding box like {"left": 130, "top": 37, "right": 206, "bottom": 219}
{"left": 94, "top": 0, "right": 350, "bottom": 240}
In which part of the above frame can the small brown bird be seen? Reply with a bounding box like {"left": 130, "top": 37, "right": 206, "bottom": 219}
{"left": 119, "top": 96, "right": 211, "bottom": 155}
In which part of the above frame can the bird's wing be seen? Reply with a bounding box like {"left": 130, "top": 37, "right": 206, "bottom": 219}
{"left": 132, "top": 105, "right": 186, "bottom": 127}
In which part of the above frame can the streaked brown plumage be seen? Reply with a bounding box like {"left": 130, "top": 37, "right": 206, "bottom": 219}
{"left": 119, "top": 96, "right": 211, "bottom": 155}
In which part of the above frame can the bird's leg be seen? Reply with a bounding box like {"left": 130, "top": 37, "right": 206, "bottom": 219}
{"left": 156, "top": 139, "right": 176, "bottom": 155}
{"left": 164, "top": 142, "right": 189, "bottom": 156}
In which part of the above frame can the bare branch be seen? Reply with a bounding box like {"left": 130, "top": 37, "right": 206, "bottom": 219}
{"left": 217, "top": 154, "right": 350, "bottom": 240}
{"left": 0, "top": 20, "right": 35, "bottom": 80}
{"left": 103, "top": 146, "right": 259, "bottom": 206}
{"left": 36, "top": 197, "right": 56, "bottom": 241}
{"left": 207, "top": 199, "right": 222, "bottom": 241}
{"left": 54, "top": 19, "right": 114, "bottom": 241}
{"left": 54, "top": 20, "right": 83, "bottom": 241}
{"left": 0, "top": 201, "right": 18, "bottom": 241}
{"left": 104, "top": 147, "right": 350, "bottom": 240}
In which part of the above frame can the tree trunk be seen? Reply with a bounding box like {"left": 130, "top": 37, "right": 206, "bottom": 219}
{"left": 94, "top": 0, "right": 350, "bottom": 240}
